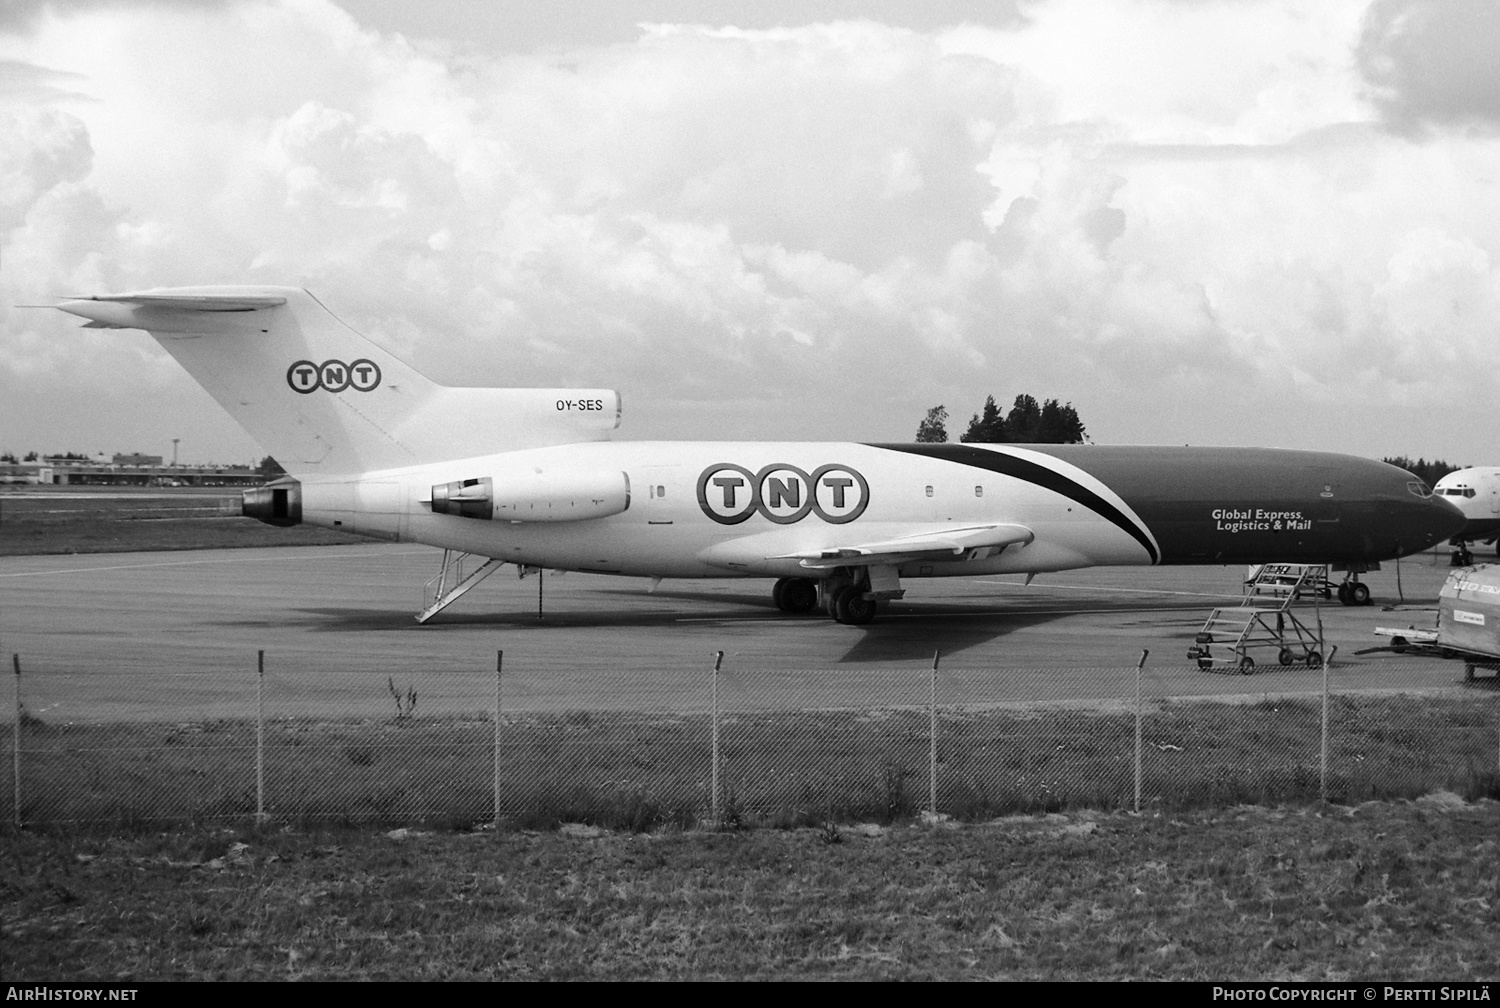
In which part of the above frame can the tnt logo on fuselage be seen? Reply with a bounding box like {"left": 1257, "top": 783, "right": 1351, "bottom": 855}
{"left": 287, "top": 359, "right": 382, "bottom": 394}
{"left": 697, "top": 463, "right": 869, "bottom": 525}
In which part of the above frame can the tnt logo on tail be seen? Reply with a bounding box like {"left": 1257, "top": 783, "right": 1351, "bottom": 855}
{"left": 288, "top": 358, "right": 382, "bottom": 394}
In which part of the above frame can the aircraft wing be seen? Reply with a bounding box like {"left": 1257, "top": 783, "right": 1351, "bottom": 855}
{"left": 773, "top": 523, "right": 1035, "bottom": 570}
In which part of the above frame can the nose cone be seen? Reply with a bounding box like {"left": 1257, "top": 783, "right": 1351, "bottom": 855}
{"left": 1388, "top": 485, "right": 1468, "bottom": 558}
{"left": 1423, "top": 493, "right": 1469, "bottom": 548}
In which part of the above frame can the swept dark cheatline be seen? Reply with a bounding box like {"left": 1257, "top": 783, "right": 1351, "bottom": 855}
{"left": 866, "top": 442, "right": 1161, "bottom": 564}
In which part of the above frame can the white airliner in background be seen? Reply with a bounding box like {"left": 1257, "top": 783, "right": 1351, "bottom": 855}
{"left": 54, "top": 287, "right": 1466, "bottom": 624}
{"left": 1432, "top": 467, "right": 1500, "bottom": 566}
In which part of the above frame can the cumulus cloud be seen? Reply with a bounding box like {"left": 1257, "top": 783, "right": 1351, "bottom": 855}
{"left": 0, "top": 0, "right": 1496, "bottom": 466}
{"left": 1358, "top": 0, "right": 1500, "bottom": 134}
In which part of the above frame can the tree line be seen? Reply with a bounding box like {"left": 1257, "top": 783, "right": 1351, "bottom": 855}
{"left": 1381, "top": 457, "right": 1464, "bottom": 486}
{"left": 1, "top": 451, "right": 81, "bottom": 463}
{"left": 915, "top": 395, "right": 1088, "bottom": 444}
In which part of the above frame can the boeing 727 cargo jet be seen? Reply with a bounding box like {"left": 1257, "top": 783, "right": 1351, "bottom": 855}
{"left": 55, "top": 287, "right": 1466, "bottom": 624}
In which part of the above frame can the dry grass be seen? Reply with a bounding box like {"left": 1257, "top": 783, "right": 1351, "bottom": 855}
{"left": 9, "top": 695, "right": 1499, "bottom": 829}
{"left": 4, "top": 800, "right": 1499, "bottom": 980}
{"left": 0, "top": 491, "right": 366, "bottom": 554}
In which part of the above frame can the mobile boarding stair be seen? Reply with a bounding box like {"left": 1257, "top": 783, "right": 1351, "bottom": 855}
{"left": 1188, "top": 563, "right": 1328, "bottom": 674}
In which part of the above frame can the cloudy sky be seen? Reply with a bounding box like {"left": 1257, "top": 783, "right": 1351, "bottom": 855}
{"left": 1, "top": 0, "right": 1496, "bottom": 467}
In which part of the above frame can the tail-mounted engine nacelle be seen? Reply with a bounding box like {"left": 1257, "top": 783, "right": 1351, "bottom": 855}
{"left": 430, "top": 477, "right": 495, "bottom": 520}
{"left": 429, "top": 470, "right": 630, "bottom": 523}
{"left": 243, "top": 477, "right": 303, "bottom": 527}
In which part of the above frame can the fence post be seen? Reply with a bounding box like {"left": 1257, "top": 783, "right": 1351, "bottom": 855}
{"left": 1320, "top": 650, "right": 1329, "bottom": 801}
{"left": 929, "top": 650, "right": 940, "bottom": 818}
{"left": 256, "top": 650, "right": 266, "bottom": 825}
{"left": 1134, "top": 650, "right": 1148, "bottom": 814}
{"left": 710, "top": 651, "right": 723, "bottom": 827}
{"left": 501, "top": 651, "right": 513, "bottom": 828}
{"left": 11, "top": 654, "right": 21, "bottom": 830}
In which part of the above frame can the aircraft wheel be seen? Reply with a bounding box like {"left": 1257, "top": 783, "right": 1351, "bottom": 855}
{"left": 832, "top": 586, "right": 876, "bottom": 625}
{"left": 783, "top": 577, "right": 819, "bottom": 613}
{"left": 1348, "top": 582, "right": 1371, "bottom": 606}
{"left": 773, "top": 577, "right": 818, "bottom": 613}
{"left": 1336, "top": 582, "right": 1351, "bottom": 605}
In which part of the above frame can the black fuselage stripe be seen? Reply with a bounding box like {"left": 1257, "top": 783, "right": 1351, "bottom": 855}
{"left": 867, "top": 443, "right": 1160, "bottom": 564}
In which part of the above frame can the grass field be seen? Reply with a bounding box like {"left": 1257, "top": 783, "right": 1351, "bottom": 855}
{"left": 0, "top": 487, "right": 368, "bottom": 554}
{"left": 5, "top": 800, "right": 1498, "bottom": 980}
{"left": 7, "top": 694, "right": 1500, "bottom": 829}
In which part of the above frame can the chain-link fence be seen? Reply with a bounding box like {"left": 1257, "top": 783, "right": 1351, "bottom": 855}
{"left": 5, "top": 651, "right": 1499, "bottom": 828}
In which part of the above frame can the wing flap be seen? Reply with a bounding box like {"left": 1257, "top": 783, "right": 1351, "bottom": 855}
{"left": 774, "top": 522, "right": 1035, "bottom": 570}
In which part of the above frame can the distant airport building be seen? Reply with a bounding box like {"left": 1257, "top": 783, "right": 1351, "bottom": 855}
{"left": 0, "top": 455, "right": 265, "bottom": 487}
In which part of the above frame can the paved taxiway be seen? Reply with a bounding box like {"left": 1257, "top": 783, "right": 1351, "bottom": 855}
{"left": 0, "top": 542, "right": 1486, "bottom": 721}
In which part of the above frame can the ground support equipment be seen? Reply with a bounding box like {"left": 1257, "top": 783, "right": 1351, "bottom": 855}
{"left": 1188, "top": 563, "right": 1328, "bottom": 673}
{"left": 1365, "top": 625, "right": 1500, "bottom": 681}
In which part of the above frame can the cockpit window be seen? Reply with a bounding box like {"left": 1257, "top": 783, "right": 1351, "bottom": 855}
{"left": 1439, "top": 487, "right": 1476, "bottom": 497}
{"left": 1407, "top": 481, "right": 1432, "bottom": 498}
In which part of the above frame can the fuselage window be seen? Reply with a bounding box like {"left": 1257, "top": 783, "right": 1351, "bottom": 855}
{"left": 657, "top": 485, "right": 666, "bottom": 497}
{"left": 975, "top": 485, "right": 983, "bottom": 497}
{"left": 925, "top": 485, "right": 934, "bottom": 497}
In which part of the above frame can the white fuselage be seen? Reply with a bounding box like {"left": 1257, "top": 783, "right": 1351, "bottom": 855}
{"left": 1433, "top": 467, "right": 1500, "bottom": 544}
{"left": 299, "top": 440, "right": 1155, "bottom": 580}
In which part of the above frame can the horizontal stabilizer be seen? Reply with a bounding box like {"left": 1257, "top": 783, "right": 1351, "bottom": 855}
{"left": 62, "top": 292, "right": 288, "bottom": 314}
{"left": 776, "top": 522, "right": 1035, "bottom": 569}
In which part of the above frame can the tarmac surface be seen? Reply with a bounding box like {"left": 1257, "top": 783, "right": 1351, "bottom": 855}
{"left": 3, "top": 541, "right": 1492, "bottom": 723}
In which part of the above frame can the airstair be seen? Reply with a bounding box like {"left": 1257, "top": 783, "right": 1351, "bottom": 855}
{"left": 416, "top": 550, "right": 506, "bottom": 624}
{"left": 1187, "top": 563, "right": 1328, "bottom": 673}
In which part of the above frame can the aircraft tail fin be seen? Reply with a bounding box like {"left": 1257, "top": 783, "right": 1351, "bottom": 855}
{"left": 55, "top": 286, "right": 619, "bottom": 474}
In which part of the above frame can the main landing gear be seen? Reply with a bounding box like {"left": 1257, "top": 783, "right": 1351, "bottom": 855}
{"left": 1335, "top": 576, "right": 1372, "bottom": 607}
{"left": 772, "top": 567, "right": 905, "bottom": 625}
{"left": 771, "top": 576, "right": 819, "bottom": 614}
